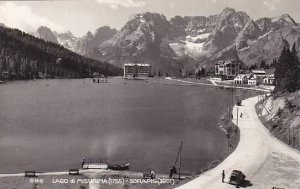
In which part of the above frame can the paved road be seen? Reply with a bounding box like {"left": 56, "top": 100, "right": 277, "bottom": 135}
{"left": 176, "top": 96, "right": 300, "bottom": 189}
{"left": 169, "top": 78, "right": 271, "bottom": 92}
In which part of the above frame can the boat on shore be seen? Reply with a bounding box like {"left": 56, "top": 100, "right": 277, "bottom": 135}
{"left": 108, "top": 163, "right": 130, "bottom": 170}
{"left": 0, "top": 80, "right": 5, "bottom": 84}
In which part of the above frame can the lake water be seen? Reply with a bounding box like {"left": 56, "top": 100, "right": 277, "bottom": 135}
{"left": 0, "top": 78, "right": 231, "bottom": 174}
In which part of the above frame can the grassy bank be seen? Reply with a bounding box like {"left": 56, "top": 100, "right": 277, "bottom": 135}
{"left": 195, "top": 88, "right": 259, "bottom": 174}
{"left": 256, "top": 91, "right": 300, "bottom": 151}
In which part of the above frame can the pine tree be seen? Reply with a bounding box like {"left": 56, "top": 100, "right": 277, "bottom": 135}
{"left": 274, "top": 43, "right": 300, "bottom": 93}
{"left": 196, "top": 69, "right": 201, "bottom": 79}
{"left": 291, "top": 43, "right": 300, "bottom": 91}
{"left": 259, "top": 60, "right": 266, "bottom": 69}
{"left": 271, "top": 58, "right": 277, "bottom": 68}
{"left": 200, "top": 68, "right": 206, "bottom": 77}
{"left": 274, "top": 47, "right": 290, "bottom": 93}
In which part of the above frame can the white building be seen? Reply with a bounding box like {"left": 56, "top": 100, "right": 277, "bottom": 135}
{"left": 215, "top": 60, "right": 241, "bottom": 80}
{"left": 234, "top": 74, "right": 248, "bottom": 84}
{"left": 251, "top": 70, "right": 266, "bottom": 78}
{"left": 263, "top": 74, "right": 275, "bottom": 85}
{"left": 123, "top": 63, "right": 151, "bottom": 79}
{"left": 248, "top": 75, "right": 257, "bottom": 85}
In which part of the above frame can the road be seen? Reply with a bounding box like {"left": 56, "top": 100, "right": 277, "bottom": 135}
{"left": 176, "top": 96, "right": 300, "bottom": 189}
{"left": 168, "top": 78, "right": 271, "bottom": 92}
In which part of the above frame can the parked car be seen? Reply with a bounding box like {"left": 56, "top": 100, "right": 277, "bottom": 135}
{"left": 229, "top": 170, "right": 246, "bottom": 186}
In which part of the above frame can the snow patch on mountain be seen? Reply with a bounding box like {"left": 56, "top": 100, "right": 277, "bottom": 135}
{"left": 183, "top": 40, "right": 205, "bottom": 56}
{"left": 55, "top": 31, "right": 78, "bottom": 51}
{"left": 258, "top": 31, "right": 272, "bottom": 40}
{"left": 169, "top": 43, "right": 185, "bottom": 56}
{"left": 169, "top": 39, "right": 205, "bottom": 58}
{"left": 186, "top": 33, "right": 210, "bottom": 42}
{"left": 238, "top": 46, "right": 250, "bottom": 52}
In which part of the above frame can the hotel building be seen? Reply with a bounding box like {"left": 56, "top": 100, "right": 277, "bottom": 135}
{"left": 215, "top": 60, "right": 241, "bottom": 80}
{"left": 123, "top": 63, "right": 151, "bottom": 79}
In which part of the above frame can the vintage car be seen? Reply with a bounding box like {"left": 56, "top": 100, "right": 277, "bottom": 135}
{"left": 229, "top": 170, "right": 246, "bottom": 186}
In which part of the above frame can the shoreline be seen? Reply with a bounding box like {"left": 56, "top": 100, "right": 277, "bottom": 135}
{"left": 176, "top": 94, "right": 300, "bottom": 189}
{"left": 156, "top": 78, "right": 268, "bottom": 188}
{"left": 0, "top": 77, "right": 270, "bottom": 188}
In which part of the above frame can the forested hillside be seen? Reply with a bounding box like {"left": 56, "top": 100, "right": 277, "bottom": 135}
{"left": 274, "top": 42, "right": 300, "bottom": 94}
{"left": 0, "top": 26, "right": 122, "bottom": 80}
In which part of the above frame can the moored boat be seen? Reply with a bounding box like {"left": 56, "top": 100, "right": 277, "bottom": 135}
{"left": 108, "top": 163, "right": 130, "bottom": 170}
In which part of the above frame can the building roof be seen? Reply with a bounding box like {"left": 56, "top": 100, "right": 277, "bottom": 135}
{"left": 124, "top": 63, "right": 151, "bottom": 67}
{"left": 215, "top": 60, "right": 240, "bottom": 68}
{"left": 245, "top": 73, "right": 253, "bottom": 79}
{"left": 234, "top": 74, "right": 247, "bottom": 79}
{"left": 251, "top": 70, "right": 266, "bottom": 74}
{"left": 263, "top": 74, "right": 275, "bottom": 79}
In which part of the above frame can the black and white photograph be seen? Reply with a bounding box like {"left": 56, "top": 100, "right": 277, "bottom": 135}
{"left": 0, "top": 0, "right": 300, "bottom": 188}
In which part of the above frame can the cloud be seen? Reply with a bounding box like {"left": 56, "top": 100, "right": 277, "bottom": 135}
{"left": 263, "top": 0, "right": 282, "bottom": 11}
{"left": 95, "top": 0, "right": 145, "bottom": 9}
{"left": 0, "top": 2, "right": 65, "bottom": 33}
{"left": 263, "top": 1, "right": 274, "bottom": 10}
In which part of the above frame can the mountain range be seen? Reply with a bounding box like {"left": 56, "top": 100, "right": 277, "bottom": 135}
{"left": 0, "top": 25, "right": 121, "bottom": 81}
{"left": 33, "top": 7, "right": 300, "bottom": 74}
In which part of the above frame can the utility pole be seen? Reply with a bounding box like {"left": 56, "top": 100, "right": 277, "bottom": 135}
{"left": 179, "top": 141, "right": 182, "bottom": 180}
{"left": 288, "top": 129, "right": 290, "bottom": 145}
{"left": 227, "top": 133, "right": 230, "bottom": 152}
{"left": 237, "top": 107, "right": 239, "bottom": 126}
{"left": 299, "top": 134, "right": 300, "bottom": 149}
{"left": 291, "top": 124, "right": 294, "bottom": 146}
{"left": 289, "top": 110, "right": 294, "bottom": 146}
{"left": 229, "top": 88, "right": 234, "bottom": 120}
{"left": 231, "top": 88, "right": 234, "bottom": 107}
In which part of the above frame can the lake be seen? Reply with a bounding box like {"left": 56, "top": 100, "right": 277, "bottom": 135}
{"left": 0, "top": 78, "right": 231, "bottom": 174}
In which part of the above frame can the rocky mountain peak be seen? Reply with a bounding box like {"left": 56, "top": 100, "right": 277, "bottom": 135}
{"left": 53, "top": 30, "right": 78, "bottom": 51}
{"left": 202, "top": 8, "right": 250, "bottom": 53}
{"left": 95, "top": 26, "right": 116, "bottom": 33}
{"left": 235, "top": 19, "right": 261, "bottom": 50}
{"left": 271, "top": 14, "right": 298, "bottom": 28}
{"left": 218, "top": 7, "right": 249, "bottom": 27}
{"left": 97, "top": 12, "right": 172, "bottom": 68}
{"left": 170, "top": 16, "right": 188, "bottom": 27}
{"left": 112, "top": 12, "right": 169, "bottom": 45}
{"left": 85, "top": 31, "right": 94, "bottom": 39}
{"left": 243, "top": 19, "right": 261, "bottom": 35}
{"left": 36, "top": 26, "right": 59, "bottom": 44}
{"left": 44, "top": 9, "right": 300, "bottom": 74}
{"left": 73, "top": 26, "right": 117, "bottom": 58}
{"left": 220, "top": 7, "right": 236, "bottom": 16}
{"left": 54, "top": 30, "right": 75, "bottom": 40}
{"left": 93, "top": 26, "right": 117, "bottom": 47}
{"left": 255, "top": 18, "right": 273, "bottom": 33}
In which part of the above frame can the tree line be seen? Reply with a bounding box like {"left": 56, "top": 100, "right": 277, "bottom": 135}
{"left": 0, "top": 26, "right": 122, "bottom": 80}
{"left": 274, "top": 42, "right": 300, "bottom": 94}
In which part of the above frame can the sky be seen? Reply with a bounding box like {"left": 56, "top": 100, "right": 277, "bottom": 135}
{"left": 0, "top": 0, "right": 299, "bottom": 37}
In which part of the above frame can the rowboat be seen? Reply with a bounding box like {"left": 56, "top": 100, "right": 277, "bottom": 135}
{"left": 108, "top": 163, "right": 130, "bottom": 170}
